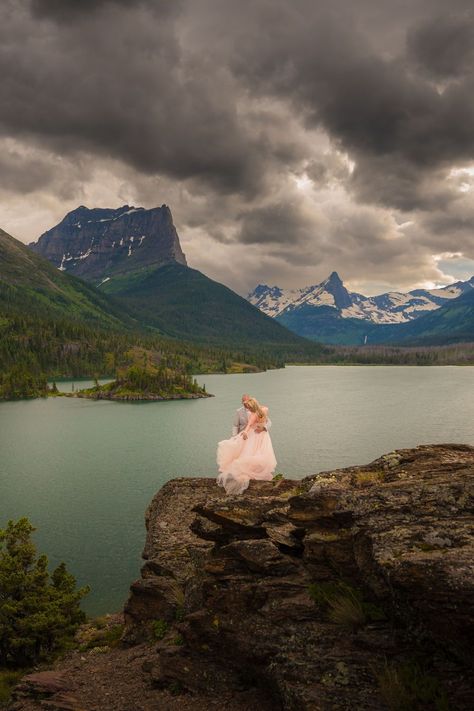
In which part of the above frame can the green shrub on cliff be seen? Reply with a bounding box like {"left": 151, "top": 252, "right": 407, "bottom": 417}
{"left": 0, "top": 518, "right": 89, "bottom": 667}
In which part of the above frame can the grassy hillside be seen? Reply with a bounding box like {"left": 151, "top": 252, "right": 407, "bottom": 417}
{"left": 0, "top": 228, "right": 140, "bottom": 330}
{"left": 100, "top": 262, "right": 318, "bottom": 351}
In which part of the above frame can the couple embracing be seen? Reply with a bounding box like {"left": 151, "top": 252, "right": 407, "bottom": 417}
{"left": 216, "top": 394, "right": 277, "bottom": 495}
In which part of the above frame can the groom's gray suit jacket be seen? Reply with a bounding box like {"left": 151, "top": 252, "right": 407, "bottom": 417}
{"left": 232, "top": 406, "right": 272, "bottom": 436}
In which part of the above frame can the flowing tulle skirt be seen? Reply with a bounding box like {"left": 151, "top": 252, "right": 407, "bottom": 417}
{"left": 216, "top": 429, "right": 277, "bottom": 495}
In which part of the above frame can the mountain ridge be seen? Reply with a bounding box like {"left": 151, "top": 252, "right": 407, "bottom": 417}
{"left": 248, "top": 272, "right": 474, "bottom": 344}
{"left": 248, "top": 272, "right": 474, "bottom": 324}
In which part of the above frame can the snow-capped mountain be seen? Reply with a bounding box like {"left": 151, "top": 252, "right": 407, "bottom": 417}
{"left": 248, "top": 272, "right": 474, "bottom": 325}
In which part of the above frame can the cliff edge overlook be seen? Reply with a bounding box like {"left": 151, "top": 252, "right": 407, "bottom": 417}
{"left": 10, "top": 444, "right": 474, "bottom": 710}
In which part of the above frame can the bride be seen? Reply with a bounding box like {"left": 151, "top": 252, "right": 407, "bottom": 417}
{"left": 216, "top": 397, "right": 277, "bottom": 495}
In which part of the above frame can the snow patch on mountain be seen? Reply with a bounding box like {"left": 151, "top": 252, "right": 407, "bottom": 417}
{"left": 248, "top": 274, "right": 474, "bottom": 325}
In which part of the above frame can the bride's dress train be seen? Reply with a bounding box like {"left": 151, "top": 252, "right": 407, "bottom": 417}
{"left": 216, "top": 426, "right": 277, "bottom": 495}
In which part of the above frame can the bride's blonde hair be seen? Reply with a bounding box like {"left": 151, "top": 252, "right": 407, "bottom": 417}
{"left": 245, "top": 397, "right": 265, "bottom": 420}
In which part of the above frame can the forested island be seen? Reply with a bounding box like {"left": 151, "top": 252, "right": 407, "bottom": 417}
{"left": 66, "top": 363, "right": 210, "bottom": 401}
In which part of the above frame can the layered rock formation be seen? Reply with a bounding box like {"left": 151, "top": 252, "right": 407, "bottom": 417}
{"left": 124, "top": 444, "right": 474, "bottom": 710}
{"left": 29, "top": 205, "right": 187, "bottom": 283}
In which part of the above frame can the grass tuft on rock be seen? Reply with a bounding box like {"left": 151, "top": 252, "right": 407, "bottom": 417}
{"left": 308, "top": 581, "right": 385, "bottom": 628}
{"left": 151, "top": 619, "right": 168, "bottom": 640}
{"left": 167, "top": 579, "right": 185, "bottom": 607}
{"left": 374, "top": 660, "right": 450, "bottom": 710}
{"left": 76, "top": 616, "right": 124, "bottom": 652}
{"left": 353, "top": 470, "right": 385, "bottom": 486}
{"left": 327, "top": 589, "right": 367, "bottom": 626}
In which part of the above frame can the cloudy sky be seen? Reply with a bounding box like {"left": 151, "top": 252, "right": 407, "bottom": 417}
{"left": 1, "top": 0, "right": 474, "bottom": 295}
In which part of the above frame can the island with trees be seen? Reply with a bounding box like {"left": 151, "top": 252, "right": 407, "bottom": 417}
{"left": 68, "top": 362, "right": 210, "bottom": 401}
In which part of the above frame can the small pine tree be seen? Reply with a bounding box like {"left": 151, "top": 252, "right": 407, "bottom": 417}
{"left": 0, "top": 518, "right": 89, "bottom": 667}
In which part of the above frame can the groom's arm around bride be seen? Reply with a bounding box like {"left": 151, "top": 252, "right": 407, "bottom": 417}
{"left": 231, "top": 393, "right": 272, "bottom": 436}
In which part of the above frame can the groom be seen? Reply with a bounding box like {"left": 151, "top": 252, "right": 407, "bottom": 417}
{"left": 232, "top": 394, "right": 271, "bottom": 437}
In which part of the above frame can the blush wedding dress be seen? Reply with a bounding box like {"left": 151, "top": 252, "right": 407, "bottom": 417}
{"left": 216, "top": 409, "right": 277, "bottom": 495}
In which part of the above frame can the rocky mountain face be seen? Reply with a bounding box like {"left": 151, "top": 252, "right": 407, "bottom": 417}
{"left": 120, "top": 444, "right": 474, "bottom": 710}
{"left": 29, "top": 205, "right": 187, "bottom": 284}
{"left": 248, "top": 272, "right": 474, "bottom": 325}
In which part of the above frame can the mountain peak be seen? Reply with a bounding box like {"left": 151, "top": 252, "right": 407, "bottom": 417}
{"left": 29, "top": 204, "right": 187, "bottom": 282}
{"left": 320, "top": 271, "right": 352, "bottom": 309}
{"left": 324, "top": 271, "right": 343, "bottom": 286}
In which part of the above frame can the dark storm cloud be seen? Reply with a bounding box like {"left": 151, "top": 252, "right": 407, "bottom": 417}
{"left": 0, "top": 150, "right": 55, "bottom": 194}
{"left": 2, "top": 0, "right": 474, "bottom": 292}
{"left": 31, "top": 0, "right": 143, "bottom": 21}
{"left": 421, "top": 201, "right": 474, "bottom": 253}
{"left": 212, "top": 0, "right": 474, "bottom": 211}
{"left": 3, "top": 0, "right": 474, "bottom": 207}
{"left": 349, "top": 157, "right": 459, "bottom": 213}
{"left": 238, "top": 202, "right": 317, "bottom": 246}
{"left": 0, "top": 0, "right": 279, "bottom": 197}
{"left": 0, "top": 140, "right": 90, "bottom": 199}
{"left": 407, "top": 12, "right": 474, "bottom": 78}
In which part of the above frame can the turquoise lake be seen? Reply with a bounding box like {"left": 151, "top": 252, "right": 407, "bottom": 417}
{"left": 1, "top": 366, "right": 473, "bottom": 616}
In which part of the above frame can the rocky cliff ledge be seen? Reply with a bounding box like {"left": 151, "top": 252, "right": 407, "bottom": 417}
{"left": 123, "top": 444, "right": 474, "bottom": 710}
{"left": 9, "top": 444, "right": 474, "bottom": 711}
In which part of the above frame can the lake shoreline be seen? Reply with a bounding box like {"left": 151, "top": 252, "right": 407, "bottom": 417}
{"left": 60, "top": 391, "right": 213, "bottom": 402}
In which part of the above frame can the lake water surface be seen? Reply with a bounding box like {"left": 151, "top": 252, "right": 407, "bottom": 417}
{"left": 1, "top": 366, "right": 473, "bottom": 615}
